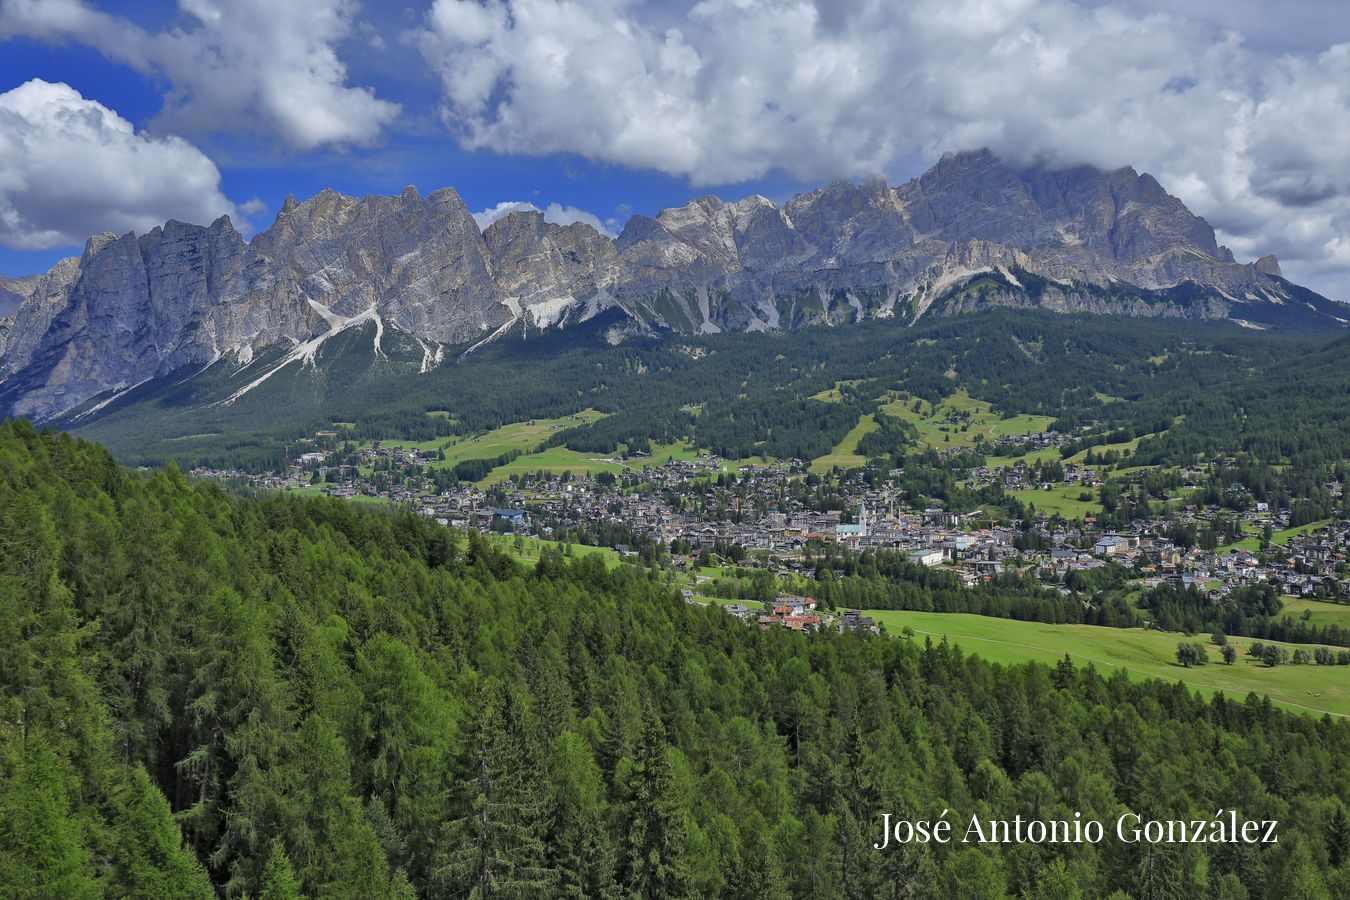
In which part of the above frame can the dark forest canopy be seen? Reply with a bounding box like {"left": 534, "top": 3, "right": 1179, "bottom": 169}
{"left": 68, "top": 310, "right": 1350, "bottom": 478}
{"left": 3, "top": 419, "right": 1350, "bottom": 898}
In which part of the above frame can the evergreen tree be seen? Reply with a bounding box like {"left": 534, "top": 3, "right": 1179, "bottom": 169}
{"left": 435, "top": 682, "right": 556, "bottom": 898}
{"left": 109, "top": 767, "right": 213, "bottom": 898}
{"left": 616, "top": 707, "right": 692, "bottom": 899}
{"left": 1033, "top": 858, "right": 1082, "bottom": 900}
{"left": 0, "top": 738, "right": 98, "bottom": 900}
{"left": 260, "top": 838, "right": 303, "bottom": 900}
{"left": 545, "top": 732, "right": 617, "bottom": 898}
{"left": 1328, "top": 803, "right": 1350, "bottom": 868}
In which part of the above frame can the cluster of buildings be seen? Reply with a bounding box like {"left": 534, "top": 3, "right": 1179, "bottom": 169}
{"left": 191, "top": 434, "right": 1349, "bottom": 604}
{"left": 684, "top": 592, "right": 878, "bottom": 635}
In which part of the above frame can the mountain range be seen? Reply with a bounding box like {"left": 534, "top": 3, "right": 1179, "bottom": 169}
{"left": 1, "top": 149, "right": 1345, "bottom": 422}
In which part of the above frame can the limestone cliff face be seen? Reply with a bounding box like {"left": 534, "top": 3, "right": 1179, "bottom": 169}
{"left": 1, "top": 152, "right": 1344, "bottom": 421}
{"left": 249, "top": 186, "right": 504, "bottom": 342}
{"left": 0, "top": 188, "right": 513, "bottom": 419}
{"left": 483, "top": 211, "right": 622, "bottom": 328}
{"left": 0, "top": 257, "right": 81, "bottom": 375}
{"left": 605, "top": 150, "right": 1339, "bottom": 333}
{"left": 0, "top": 274, "right": 36, "bottom": 318}
{"left": 0, "top": 217, "right": 320, "bottom": 420}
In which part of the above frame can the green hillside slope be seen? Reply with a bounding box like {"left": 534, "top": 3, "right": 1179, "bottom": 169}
{"left": 3, "top": 420, "right": 1350, "bottom": 896}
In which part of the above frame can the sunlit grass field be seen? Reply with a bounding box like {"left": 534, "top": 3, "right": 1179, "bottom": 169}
{"left": 373, "top": 409, "right": 608, "bottom": 466}
{"left": 867, "top": 609, "right": 1348, "bottom": 717}
{"left": 810, "top": 413, "right": 878, "bottom": 473}
{"left": 481, "top": 441, "right": 699, "bottom": 485}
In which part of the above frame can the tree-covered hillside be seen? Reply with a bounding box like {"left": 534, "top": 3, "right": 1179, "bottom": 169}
{"left": 3, "top": 419, "right": 1350, "bottom": 898}
{"left": 66, "top": 310, "right": 1343, "bottom": 474}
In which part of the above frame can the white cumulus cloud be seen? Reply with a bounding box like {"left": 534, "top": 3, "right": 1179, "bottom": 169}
{"left": 0, "top": 79, "right": 245, "bottom": 250}
{"left": 472, "top": 200, "right": 613, "bottom": 235}
{"left": 0, "top": 0, "right": 400, "bottom": 150}
{"left": 414, "top": 0, "right": 1350, "bottom": 299}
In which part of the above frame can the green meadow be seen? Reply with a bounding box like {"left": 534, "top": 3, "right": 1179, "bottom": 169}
{"left": 1009, "top": 484, "right": 1102, "bottom": 518}
{"left": 1279, "top": 596, "right": 1350, "bottom": 630}
{"left": 867, "top": 609, "right": 1348, "bottom": 718}
{"left": 481, "top": 532, "right": 624, "bottom": 565}
{"left": 374, "top": 409, "right": 608, "bottom": 466}
{"left": 810, "top": 413, "right": 879, "bottom": 473}
{"left": 880, "top": 389, "right": 1056, "bottom": 451}
{"left": 808, "top": 379, "right": 865, "bottom": 403}
{"left": 481, "top": 441, "right": 699, "bottom": 485}
{"left": 1218, "top": 518, "right": 1332, "bottom": 554}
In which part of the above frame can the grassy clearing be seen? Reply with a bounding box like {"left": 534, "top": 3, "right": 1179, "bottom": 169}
{"left": 867, "top": 610, "right": 1348, "bottom": 717}
{"left": 1010, "top": 485, "right": 1102, "bottom": 518}
{"left": 1110, "top": 464, "right": 1162, "bottom": 478}
{"left": 481, "top": 533, "right": 623, "bottom": 566}
{"left": 696, "top": 596, "right": 764, "bottom": 609}
{"left": 280, "top": 485, "right": 400, "bottom": 508}
{"left": 1271, "top": 519, "right": 1333, "bottom": 545}
{"left": 1218, "top": 519, "right": 1332, "bottom": 554}
{"left": 988, "top": 413, "right": 1059, "bottom": 439}
{"left": 810, "top": 414, "right": 879, "bottom": 473}
{"left": 1279, "top": 596, "right": 1350, "bottom": 630}
{"left": 880, "top": 389, "right": 1054, "bottom": 452}
{"left": 349, "top": 495, "right": 398, "bottom": 507}
{"left": 480, "top": 441, "right": 699, "bottom": 485}
{"left": 365, "top": 437, "right": 446, "bottom": 453}
{"left": 984, "top": 447, "right": 1064, "bottom": 469}
{"left": 1218, "top": 527, "right": 1263, "bottom": 554}
{"left": 722, "top": 455, "right": 778, "bottom": 472}
{"left": 484, "top": 535, "right": 727, "bottom": 603}
{"left": 1062, "top": 437, "right": 1143, "bottom": 465}
{"left": 810, "top": 379, "right": 864, "bottom": 403}
{"left": 376, "top": 409, "right": 608, "bottom": 467}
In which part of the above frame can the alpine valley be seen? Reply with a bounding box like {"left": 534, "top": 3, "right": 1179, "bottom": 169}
{"left": 2, "top": 149, "right": 1345, "bottom": 428}
{"left": 16, "top": 0, "right": 1350, "bottom": 893}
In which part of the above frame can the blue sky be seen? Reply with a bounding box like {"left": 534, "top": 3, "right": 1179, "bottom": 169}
{"left": 0, "top": 0, "right": 819, "bottom": 278}
{"left": 2, "top": 0, "right": 1349, "bottom": 299}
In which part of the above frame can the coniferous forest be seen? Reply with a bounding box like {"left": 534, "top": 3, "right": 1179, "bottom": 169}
{"left": 7, "top": 0, "right": 1350, "bottom": 896}
{"left": 4, "top": 419, "right": 1350, "bottom": 898}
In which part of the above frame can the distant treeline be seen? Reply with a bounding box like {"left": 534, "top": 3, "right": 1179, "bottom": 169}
{"left": 1141, "top": 583, "right": 1350, "bottom": 649}
{"left": 82, "top": 310, "right": 1347, "bottom": 481}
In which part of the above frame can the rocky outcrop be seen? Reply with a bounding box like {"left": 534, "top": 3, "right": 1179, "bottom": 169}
{"left": 0, "top": 188, "right": 516, "bottom": 419}
{"left": 603, "top": 150, "right": 1333, "bottom": 334}
{"left": 1, "top": 152, "right": 1344, "bottom": 421}
{"left": 250, "top": 186, "right": 504, "bottom": 342}
{"left": 0, "top": 257, "right": 81, "bottom": 374}
{"left": 0, "top": 274, "right": 36, "bottom": 318}
{"left": 484, "top": 211, "right": 622, "bottom": 329}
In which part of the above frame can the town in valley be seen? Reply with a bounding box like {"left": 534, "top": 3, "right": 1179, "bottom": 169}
{"left": 192, "top": 408, "right": 1350, "bottom": 635}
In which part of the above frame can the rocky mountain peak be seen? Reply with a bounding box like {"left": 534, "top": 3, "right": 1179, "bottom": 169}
{"left": 0, "top": 151, "right": 1342, "bottom": 422}
{"left": 483, "top": 208, "right": 548, "bottom": 239}
{"left": 81, "top": 232, "right": 120, "bottom": 263}
{"left": 1254, "top": 255, "right": 1282, "bottom": 277}
{"left": 0, "top": 276, "right": 32, "bottom": 317}
{"left": 786, "top": 176, "right": 911, "bottom": 264}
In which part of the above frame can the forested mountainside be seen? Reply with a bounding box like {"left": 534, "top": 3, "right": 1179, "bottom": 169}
{"left": 2, "top": 150, "right": 1345, "bottom": 423}
{"left": 4, "top": 420, "right": 1350, "bottom": 898}
{"left": 63, "top": 309, "right": 1350, "bottom": 478}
